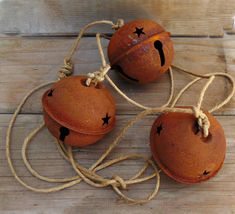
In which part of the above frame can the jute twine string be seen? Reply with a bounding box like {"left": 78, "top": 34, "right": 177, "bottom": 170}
{"left": 88, "top": 33, "right": 235, "bottom": 137}
{"left": 58, "top": 20, "right": 124, "bottom": 80}
{"left": 6, "top": 19, "right": 235, "bottom": 204}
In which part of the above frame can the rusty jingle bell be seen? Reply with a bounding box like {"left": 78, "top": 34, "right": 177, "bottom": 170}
{"left": 108, "top": 19, "right": 174, "bottom": 84}
{"left": 150, "top": 108, "right": 226, "bottom": 184}
{"left": 42, "top": 76, "right": 116, "bottom": 147}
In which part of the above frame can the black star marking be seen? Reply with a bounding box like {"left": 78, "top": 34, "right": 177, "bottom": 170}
{"left": 203, "top": 170, "right": 210, "bottom": 176}
{"left": 59, "top": 126, "right": 70, "bottom": 142}
{"left": 156, "top": 124, "right": 163, "bottom": 135}
{"left": 48, "top": 89, "right": 54, "bottom": 97}
{"left": 102, "top": 113, "right": 111, "bottom": 126}
{"left": 133, "top": 27, "right": 145, "bottom": 37}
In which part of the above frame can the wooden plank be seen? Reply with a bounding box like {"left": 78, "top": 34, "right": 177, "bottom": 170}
{"left": 217, "top": 0, "right": 235, "bottom": 31}
{"left": 0, "top": 0, "right": 230, "bottom": 37}
{"left": 0, "top": 36, "right": 234, "bottom": 114}
{"left": 222, "top": 36, "right": 235, "bottom": 113}
{"left": 1, "top": 114, "right": 235, "bottom": 213}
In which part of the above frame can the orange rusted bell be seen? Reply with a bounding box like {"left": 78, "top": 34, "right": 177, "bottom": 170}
{"left": 42, "top": 76, "right": 116, "bottom": 147}
{"left": 108, "top": 19, "right": 174, "bottom": 84}
{"left": 150, "top": 108, "right": 226, "bottom": 184}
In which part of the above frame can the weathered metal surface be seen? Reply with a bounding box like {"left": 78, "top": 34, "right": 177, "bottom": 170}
{"left": 150, "top": 108, "right": 226, "bottom": 184}
{"left": 108, "top": 20, "right": 174, "bottom": 84}
{"left": 42, "top": 76, "right": 116, "bottom": 147}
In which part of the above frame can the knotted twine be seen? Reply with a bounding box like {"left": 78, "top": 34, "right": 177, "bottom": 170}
{"left": 6, "top": 20, "right": 235, "bottom": 204}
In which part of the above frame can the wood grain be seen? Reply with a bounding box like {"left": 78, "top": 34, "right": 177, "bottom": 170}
{"left": 1, "top": 114, "right": 235, "bottom": 214}
{"left": 1, "top": 36, "right": 235, "bottom": 115}
{"left": 0, "top": 0, "right": 233, "bottom": 37}
{"left": 1, "top": 2, "right": 235, "bottom": 212}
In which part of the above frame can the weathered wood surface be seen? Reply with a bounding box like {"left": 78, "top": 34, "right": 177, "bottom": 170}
{"left": 1, "top": 34, "right": 235, "bottom": 213}
{"left": 1, "top": 114, "right": 235, "bottom": 214}
{"left": 0, "top": 0, "right": 234, "bottom": 37}
{"left": 1, "top": 36, "right": 235, "bottom": 115}
{"left": 1, "top": 1, "right": 235, "bottom": 213}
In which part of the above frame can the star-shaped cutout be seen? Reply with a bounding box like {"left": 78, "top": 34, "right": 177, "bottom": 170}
{"left": 202, "top": 170, "right": 210, "bottom": 176}
{"left": 48, "top": 89, "right": 54, "bottom": 97}
{"left": 102, "top": 113, "right": 111, "bottom": 126}
{"left": 133, "top": 27, "right": 145, "bottom": 37}
{"left": 156, "top": 124, "right": 163, "bottom": 135}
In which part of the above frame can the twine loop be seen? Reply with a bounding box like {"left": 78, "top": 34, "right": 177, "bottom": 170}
{"left": 58, "top": 59, "right": 73, "bottom": 80}
{"left": 86, "top": 64, "right": 111, "bottom": 86}
{"left": 192, "top": 107, "right": 210, "bottom": 138}
{"left": 112, "top": 19, "right": 124, "bottom": 30}
{"left": 6, "top": 19, "right": 235, "bottom": 204}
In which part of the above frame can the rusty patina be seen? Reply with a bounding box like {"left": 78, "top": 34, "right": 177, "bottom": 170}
{"left": 108, "top": 19, "right": 174, "bottom": 84}
{"left": 150, "top": 108, "right": 226, "bottom": 183}
{"left": 42, "top": 76, "right": 116, "bottom": 147}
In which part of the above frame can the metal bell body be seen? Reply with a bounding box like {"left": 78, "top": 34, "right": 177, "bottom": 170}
{"left": 150, "top": 108, "right": 226, "bottom": 184}
{"left": 42, "top": 76, "right": 116, "bottom": 147}
{"left": 108, "top": 19, "right": 174, "bottom": 84}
